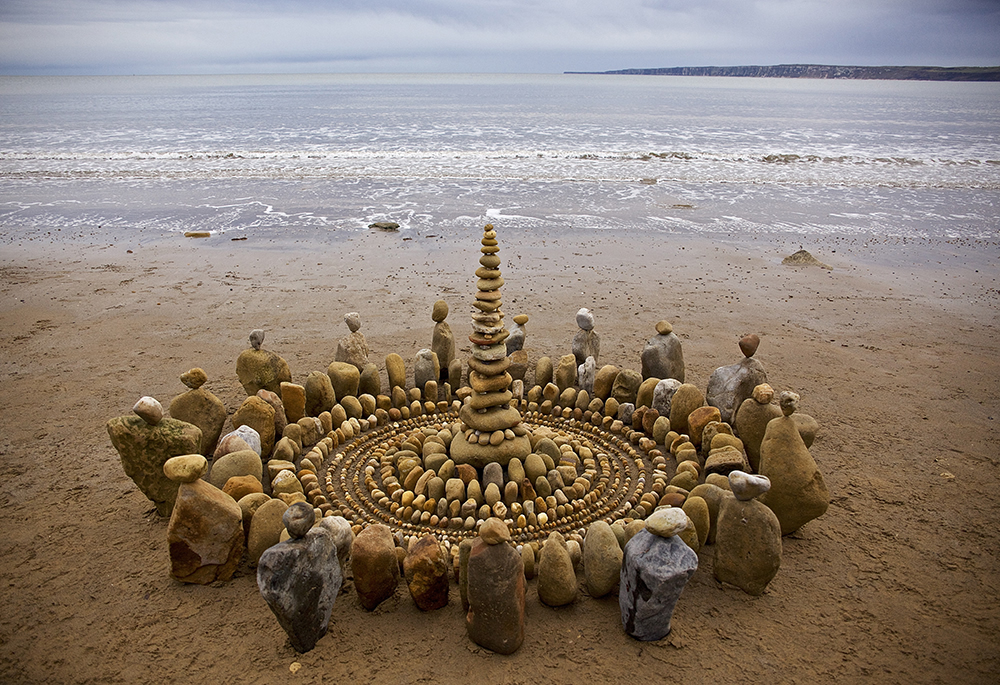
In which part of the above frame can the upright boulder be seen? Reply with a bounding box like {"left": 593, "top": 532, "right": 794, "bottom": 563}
{"left": 572, "top": 308, "right": 600, "bottom": 366}
{"left": 584, "top": 520, "right": 623, "bottom": 598}
{"left": 403, "top": 535, "right": 450, "bottom": 611}
{"left": 352, "top": 524, "right": 400, "bottom": 610}
{"left": 431, "top": 300, "right": 456, "bottom": 378}
{"left": 466, "top": 518, "right": 525, "bottom": 654}
{"left": 107, "top": 397, "right": 203, "bottom": 516}
{"left": 706, "top": 334, "right": 767, "bottom": 424}
{"left": 714, "top": 471, "right": 782, "bottom": 595}
{"left": 257, "top": 503, "right": 343, "bottom": 652}
{"left": 236, "top": 329, "right": 292, "bottom": 396}
{"left": 335, "top": 312, "right": 370, "bottom": 371}
{"left": 164, "top": 455, "right": 244, "bottom": 584}
{"left": 620, "top": 510, "right": 698, "bottom": 641}
{"left": 734, "top": 383, "right": 782, "bottom": 472}
{"left": 758, "top": 392, "right": 829, "bottom": 535}
{"left": 537, "top": 531, "right": 578, "bottom": 607}
{"left": 168, "top": 368, "right": 226, "bottom": 456}
{"left": 640, "top": 320, "right": 685, "bottom": 382}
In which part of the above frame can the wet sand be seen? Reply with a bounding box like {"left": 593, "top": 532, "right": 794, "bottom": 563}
{"left": 0, "top": 226, "right": 997, "bottom": 683}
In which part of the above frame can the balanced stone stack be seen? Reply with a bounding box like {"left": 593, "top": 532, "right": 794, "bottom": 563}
{"left": 451, "top": 224, "right": 532, "bottom": 469}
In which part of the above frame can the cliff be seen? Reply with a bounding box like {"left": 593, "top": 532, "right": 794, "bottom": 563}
{"left": 566, "top": 64, "right": 1000, "bottom": 81}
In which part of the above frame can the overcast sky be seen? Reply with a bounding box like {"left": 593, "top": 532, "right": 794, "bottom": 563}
{"left": 1, "top": 0, "right": 997, "bottom": 75}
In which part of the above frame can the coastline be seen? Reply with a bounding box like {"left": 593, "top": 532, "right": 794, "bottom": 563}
{"left": 0, "top": 226, "right": 997, "bottom": 682}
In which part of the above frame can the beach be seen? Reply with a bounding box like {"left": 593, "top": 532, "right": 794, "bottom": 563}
{"left": 0, "top": 226, "right": 997, "bottom": 683}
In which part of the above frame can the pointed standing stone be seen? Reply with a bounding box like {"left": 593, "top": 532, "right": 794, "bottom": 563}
{"left": 257, "top": 503, "right": 343, "bottom": 653}
{"left": 620, "top": 528, "right": 697, "bottom": 641}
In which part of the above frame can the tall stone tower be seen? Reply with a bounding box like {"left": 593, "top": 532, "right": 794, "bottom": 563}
{"left": 450, "top": 224, "right": 532, "bottom": 468}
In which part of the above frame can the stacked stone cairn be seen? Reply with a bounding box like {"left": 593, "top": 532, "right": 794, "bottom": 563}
{"left": 450, "top": 224, "right": 532, "bottom": 469}
{"left": 107, "top": 225, "right": 837, "bottom": 654}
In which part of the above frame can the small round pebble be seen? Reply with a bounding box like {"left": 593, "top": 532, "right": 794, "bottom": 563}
{"left": 249, "top": 328, "right": 264, "bottom": 350}
{"left": 133, "top": 396, "right": 163, "bottom": 425}
{"left": 655, "top": 320, "right": 673, "bottom": 335}
{"left": 513, "top": 314, "right": 529, "bottom": 325}
{"left": 576, "top": 307, "right": 595, "bottom": 331}
{"left": 779, "top": 390, "right": 800, "bottom": 416}
{"left": 283, "top": 501, "right": 316, "bottom": 538}
{"left": 728, "top": 470, "right": 771, "bottom": 501}
{"left": 344, "top": 312, "right": 362, "bottom": 332}
{"left": 645, "top": 507, "right": 689, "bottom": 538}
{"left": 163, "top": 454, "right": 207, "bottom": 482}
{"left": 752, "top": 383, "right": 774, "bottom": 404}
{"left": 479, "top": 517, "right": 511, "bottom": 544}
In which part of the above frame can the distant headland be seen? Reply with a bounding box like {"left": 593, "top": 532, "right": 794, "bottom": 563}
{"left": 566, "top": 64, "right": 1000, "bottom": 81}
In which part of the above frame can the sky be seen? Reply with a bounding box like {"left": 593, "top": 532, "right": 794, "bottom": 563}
{"left": 1, "top": 0, "right": 998, "bottom": 75}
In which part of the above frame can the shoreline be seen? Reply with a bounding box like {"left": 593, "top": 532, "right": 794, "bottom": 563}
{"left": 0, "top": 225, "right": 998, "bottom": 682}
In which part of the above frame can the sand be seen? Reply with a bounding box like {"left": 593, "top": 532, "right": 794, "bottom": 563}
{"left": 1, "top": 226, "right": 998, "bottom": 684}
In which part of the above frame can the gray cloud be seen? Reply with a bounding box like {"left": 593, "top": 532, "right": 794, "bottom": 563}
{"left": 1, "top": 0, "right": 997, "bottom": 74}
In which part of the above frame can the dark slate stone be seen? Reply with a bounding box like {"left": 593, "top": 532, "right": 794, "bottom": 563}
{"left": 619, "top": 529, "right": 698, "bottom": 641}
{"left": 706, "top": 356, "right": 767, "bottom": 424}
{"left": 257, "top": 512, "right": 343, "bottom": 653}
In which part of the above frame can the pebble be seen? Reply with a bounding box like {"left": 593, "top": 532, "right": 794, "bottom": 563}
{"left": 133, "top": 396, "right": 163, "bottom": 425}
{"left": 645, "top": 507, "right": 689, "bottom": 538}
{"left": 163, "top": 454, "right": 208, "bottom": 483}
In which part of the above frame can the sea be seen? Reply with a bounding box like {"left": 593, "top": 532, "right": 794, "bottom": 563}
{"left": 1, "top": 73, "right": 998, "bottom": 260}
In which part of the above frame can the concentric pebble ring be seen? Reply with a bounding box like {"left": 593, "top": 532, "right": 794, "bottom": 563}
{"left": 324, "top": 406, "right": 656, "bottom": 544}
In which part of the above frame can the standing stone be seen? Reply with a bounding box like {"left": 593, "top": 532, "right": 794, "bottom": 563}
{"left": 236, "top": 329, "right": 292, "bottom": 396}
{"left": 593, "top": 365, "right": 619, "bottom": 401}
{"left": 304, "top": 371, "right": 336, "bottom": 417}
{"left": 584, "top": 520, "right": 623, "bottom": 598}
{"left": 431, "top": 300, "right": 456, "bottom": 378}
{"left": 668, "top": 383, "right": 705, "bottom": 436}
{"left": 359, "top": 363, "right": 381, "bottom": 397}
{"left": 327, "top": 361, "right": 361, "bottom": 399}
{"left": 535, "top": 356, "right": 553, "bottom": 388}
{"left": 107, "top": 405, "right": 203, "bottom": 516}
{"left": 619, "top": 528, "right": 698, "bottom": 641}
{"left": 640, "top": 320, "right": 685, "bottom": 382}
{"left": 651, "top": 378, "right": 681, "bottom": 417}
{"left": 413, "top": 349, "right": 440, "bottom": 393}
{"left": 572, "top": 308, "right": 600, "bottom": 366}
{"left": 165, "top": 459, "right": 244, "bottom": 584}
{"left": 247, "top": 498, "right": 288, "bottom": 566}
{"left": 706, "top": 335, "right": 768, "bottom": 424}
{"left": 232, "top": 395, "right": 276, "bottom": 460}
{"left": 577, "top": 356, "right": 596, "bottom": 396}
{"left": 734, "top": 383, "right": 782, "bottom": 472}
{"left": 385, "top": 353, "right": 407, "bottom": 391}
{"left": 256, "top": 389, "right": 287, "bottom": 446}
{"left": 611, "top": 368, "right": 642, "bottom": 406}
{"left": 352, "top": 524, "right": 400, "bottom": 610}
{"left": 280, "top": 382, "right": 306, "bottom": 424}
{"left": 404, "top": 535, "right": 450, "bottom": 611}
{"left": 335, "top": 312, "right": 370, "bottom": 371}
{"left": 466, "top": 519, "right": 525, "bottom": 654}
{"left": 714, "top": 472, "right": 782, "bottom": 595}
{"left": 506, "top": 314, "right": 528, "bottom": 355}
{"left": 554, "top": 354, "right": 578, "bottom": 393}
{"left": 169, "top": 369, "right": 227, "bottom": 456}
{"left": 537, "top": 531, "right": 578, "bottom": 606}
{"left": 257, "top": 503, "right": 343, "bottom": 652}
{"left": 758, "top": 392, "right": 829, "bottom": 535}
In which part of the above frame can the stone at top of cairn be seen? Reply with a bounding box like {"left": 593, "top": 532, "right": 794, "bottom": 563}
{"left": 451, "top": 224, "right": 532, "bottom": 469}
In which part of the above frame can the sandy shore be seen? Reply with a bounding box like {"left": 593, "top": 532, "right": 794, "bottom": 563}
{"left": 1, "top": 226, "right": 997, "bottom": 683}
